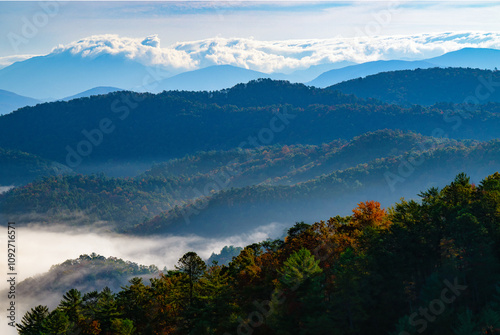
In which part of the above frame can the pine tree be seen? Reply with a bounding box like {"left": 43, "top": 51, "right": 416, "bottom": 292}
{"left": 17, "top": 305, "right": 50, "bottom": 335}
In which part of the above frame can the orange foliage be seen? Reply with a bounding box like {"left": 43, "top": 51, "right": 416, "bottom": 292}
{"left": 351, "top": 200, "right": 390, "bottom": 229}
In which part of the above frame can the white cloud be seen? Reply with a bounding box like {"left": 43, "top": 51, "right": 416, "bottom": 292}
{"left": 6, "top": 31, "right": 500, "bottom": 73}
{"left": 0, "top": 54, "right": 40, "bottom": 69}
{"left": 51, "top": 34, "right": 197, "bottom": 72}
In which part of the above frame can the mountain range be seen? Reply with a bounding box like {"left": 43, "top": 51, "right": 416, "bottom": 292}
{"left": 1, "top": 74, "right": 500, "bottom": 237}
{"left": 62, "top": 86, "right": 123, "bottom": 101}
{"left": 0, "top": 89, "right": 40, "bottom": 115}
{"left": 308, "top": 48, "right": 500, "bottom": 88}
{"left": 329, "top": 67, "right": 500, "bottom": 105}
{"left": 0, "top": 46, "right": 498, "bottom": 106}
{"left": 0, "top": 51, "right": 152, "bottom": 100}
{"left": 1, "top": 77, "right": 500, "bottom": 178}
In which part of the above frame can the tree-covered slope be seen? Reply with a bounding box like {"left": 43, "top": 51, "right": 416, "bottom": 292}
{"left": 0, "top": 130, "right": 463, "bottom": 231}
{"left": 329, "top": 67, "right": 500, "bottom": 106}
{"left": 136, "top": 139, "right": 500, "bottom": 237}
{"left": 18, "top": 172, "right": 500, "bottom": 335}
{"left": 0, "top": 79, "right": 499, "bottom": 175}
{"left": 0, "top": 147, "right": 72, "bottom": 186}
{"left": 11, "top": 253, "right": 159, "bottom": 324}
{"left": 17, "top": 253, "right": 158, "bottom": 300}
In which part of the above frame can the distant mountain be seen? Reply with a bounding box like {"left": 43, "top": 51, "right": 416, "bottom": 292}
{"left": 0, "top": 89, "right": 40, "bottom": 115}
{"left": 62, "top": 86, "right": 124, "bottom": 101}
{"left": 2, "top": 42, "right": 498, "bottom": 97}
{"left": 427, "top": 47, "right": 500, "bottom": 69}
{"left": 153, "top": 65, "right": 275, "bottom": 92}
{"left": 328, "top": 67, "right": 500, "bottom": 105}
{"left": 308, "top": 48, "right": 500, "bottom": 88}
{"left": 308, "top": 60, "right": 435, "bottom": 88}
{"left": 273, "top": 61, "right": 357, "bottom": 83}
{"left": 0, "top": 51, "right": 157, "bottom": 99}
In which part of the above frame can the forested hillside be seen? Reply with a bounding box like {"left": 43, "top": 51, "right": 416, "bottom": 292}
{"left": 0, "top": 147, "right": 72, "bottom": 186}
{"left": 16, "top": 254, "right": 159, "bottom": 307}
{"left": 3, "top": 130, "right": 492, "bottom": 235}
{"left": 1, "top": 79, "right": 500, "bottom": 176}
{"left": 329, "top": 67, "right": 500, "bottom": 106}
{"left": 138, "top": 139, "right": 500, "bottom": 236}
{"left": 18, "top": 173, "right": 500, "bottom": 335}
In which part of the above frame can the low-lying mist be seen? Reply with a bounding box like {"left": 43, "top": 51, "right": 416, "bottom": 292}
{"left": 0, "top": 185, "right": 14, "bottom": 194}
{"left": 0, "top": 221, "right": 289, "bottom": 334}
{"left": 0, "top": 221, "right": 289, "bottom": 291}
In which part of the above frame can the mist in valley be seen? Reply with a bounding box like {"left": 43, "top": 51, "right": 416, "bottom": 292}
{"left": 0, "top": 220, "right": 288, "bottom": 334}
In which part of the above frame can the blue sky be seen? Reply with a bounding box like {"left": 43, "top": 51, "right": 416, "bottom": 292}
{"left": 1, "top": 1, "right": 500, "bottom": 59}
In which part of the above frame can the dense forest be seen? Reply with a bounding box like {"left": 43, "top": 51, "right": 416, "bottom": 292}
{"left": 1, "top": 78, "right": 500, "bottom": 176}
{"left": 17, "top": 173, "right": 500, "bottom": 335}
{"left": 137, "top": 138, "right": 500, "bottom": 236}
{"left": 329, "top": 67, "right": 500, "bottom": 106}
{"left": 3, "top": 70, "right": 500, "bottom": 334}
{"left": 3, "top": 130, "right": 498, "bottom": 236}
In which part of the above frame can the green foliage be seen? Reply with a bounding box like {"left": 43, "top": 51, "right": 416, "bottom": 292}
{"left": 453, "top": 309, "right": 479, "bottom": 335}
{"left": 280, "top": 248, "right": 322, "bottom": 288}
{"left": 42, "top": 309, "right": 72, "bottom": 335}
{"left": 17, "top": 305, "right": 49, "bottom": 335}
{"left": 110, "top": 318, "right": 135, "bottom": 335}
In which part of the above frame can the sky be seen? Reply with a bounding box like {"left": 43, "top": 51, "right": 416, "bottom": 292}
{"left": 1, "top": 1, "right": 500, "bottom": 61}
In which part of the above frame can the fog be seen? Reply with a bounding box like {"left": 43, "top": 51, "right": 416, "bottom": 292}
{"left": 0, "top": 221, "right": 288, "bottom": 290}
{"left": 0, "top": 185, "right": 14, "bottom": 194}
{"left": 0, "top": 222, "right": 288, "bottom": 334}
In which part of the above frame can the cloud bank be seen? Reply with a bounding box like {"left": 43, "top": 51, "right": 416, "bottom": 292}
{"left": 38, "top": 31, "right": 500, "bottom": 74}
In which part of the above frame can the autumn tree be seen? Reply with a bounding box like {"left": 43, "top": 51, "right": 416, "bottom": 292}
{"left": 351, "top": 200, "right": 389, "bottom": 229}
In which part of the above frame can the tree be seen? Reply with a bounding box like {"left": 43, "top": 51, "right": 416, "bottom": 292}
{"left": 94, "top": 287, "right": 120, "bottom": 333}
{"left": 280, "top": 248, "right": 322, "bottom": 289}
{"left": 269, "top": 248, "right": 332, "bottom": 334}
{"left": 17, "top": 305, "right": 49, "bottom": 335}
{"left": 60, "top": 288, "right": 83, "bottom": 323}
{"left": 351, "top": 200, "right": 389, "bottom": 229}
{"left": 110, "top": 318, "right": 135, "bottom": 335}
{"left": 194, "top": 263, "right": 236, "bottom": 333}
{"left": 117, "top": 277, "right": 153, "bottom": 334}
{"left": 42, "top": 309, "right": 72, "bottom": 334}
{"left": 175, "top": 251, "right": 207, "bottom": 304}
